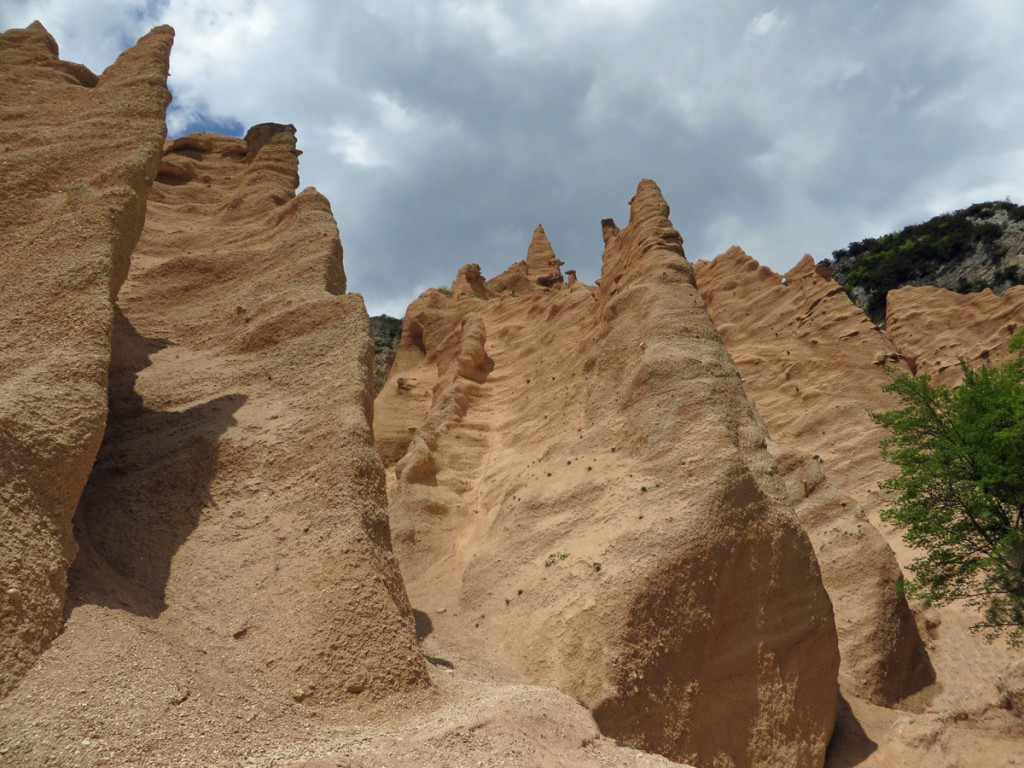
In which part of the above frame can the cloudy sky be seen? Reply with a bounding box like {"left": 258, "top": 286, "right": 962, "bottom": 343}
{"left": 4, "top": 1, "right": 1024, "bottom": 316}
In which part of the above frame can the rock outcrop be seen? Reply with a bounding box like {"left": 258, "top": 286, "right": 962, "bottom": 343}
{"left": 486, "top": 224, "right": 565, "bottom": 294}
{"left": 696, "top": 247, "right": 1024, "bottom": 768}
{"left": 379, "top": 182, "right": 840, "bottom": 768}
{"left": 10, "top": 20, "right": 1022, "bottom": 767}
{"left": 694, "top": 249, "right": 932, "bottom": 706}
{"left": 886, "top": 284, "right": 1024, "bottom": 384}
{"left": 822, "top": 200, "right": 1024, "bottom": 322}
{"left": 0, "top": 120, "right": 429, "bottom": 764}
{"left": 0, "top": 21, "right": 173, "bottom": 696}
{"left": 450, "top": 263, "right": 493, "bottom": 298}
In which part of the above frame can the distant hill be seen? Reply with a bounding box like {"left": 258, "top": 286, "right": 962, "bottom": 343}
{"left": 370, "top": 314, "right": 402, "bottom": 392}
{"left": 822, "top": 201, "right": 1024, "bottom": 322}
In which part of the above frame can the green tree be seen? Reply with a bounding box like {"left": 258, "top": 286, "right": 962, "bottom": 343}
{"left": 873, "top": 331, "right": 1024, "bottom": 643}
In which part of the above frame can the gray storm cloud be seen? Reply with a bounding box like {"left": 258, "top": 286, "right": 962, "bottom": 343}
{"left": 3, "top": 0, "right": 1023, "bottom": 316}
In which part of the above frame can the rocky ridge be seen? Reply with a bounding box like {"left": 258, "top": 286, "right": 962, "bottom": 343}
{"left": 4, "top": 18, "right": 1024, "bottom": 768}
{"left": 377, "top": 181, "right": 840, "bottom": 768}
{"left": 0, "top": 23, "right": 696, "bottom": 768}
{"left": 694, "top": 248, "right": 932, "bottom": 708}
{"left": 694, "top": 247, "right": 1024, "bottom": 768}
{"left": 0, "top": 24, "right": 429, "bottom": 762}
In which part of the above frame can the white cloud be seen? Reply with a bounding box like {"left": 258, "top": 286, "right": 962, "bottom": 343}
{"left": 329, "top": 125, "right": 386, "bottom": 168}
{"left": 744, "top": 7, "right": 782, "bottom": 39}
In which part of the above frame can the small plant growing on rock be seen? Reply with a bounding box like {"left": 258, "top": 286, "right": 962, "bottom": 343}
{"left": 544, "top": 552, "right": 569, "bottom": 567}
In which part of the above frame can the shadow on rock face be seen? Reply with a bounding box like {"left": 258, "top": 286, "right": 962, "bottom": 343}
{"left": 824, "top": 694, "right": 878, "bottom": 768}
{"left": 68, "top": 314, "right": 245, "bottom": 618}
{"left": 412, "top": 608, "right": 433, "bottom": 641}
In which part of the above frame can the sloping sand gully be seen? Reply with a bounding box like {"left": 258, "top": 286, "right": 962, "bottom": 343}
{"left": 377, "top": 182, "right": 840, "bottom": 768}
{"left": 695, "top": 249, "right": 1024, "bottom": 767}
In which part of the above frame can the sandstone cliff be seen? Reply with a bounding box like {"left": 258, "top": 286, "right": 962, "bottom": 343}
{"left": 694, "top": 248, "right": 932, "bottom": 706}
{"left": 695, "top": 247, "right": 1024, "bottom": 768}
{"left": 0, "top": 116, "right": 430, "bottom": 764}
{"left": 377, "top": 182, "right": 840, "bottom": 768}
{"left": 0, "top": 21, "right": 173, "bottom": 696}
{"left": 8, "top": 19, "right": 1024, "bottom": 768}
{"left": 0, "top": 24, "right": 701, "bottom": 766}
{"left": 886, "top": 284, "right": 1024, "bottom": 384}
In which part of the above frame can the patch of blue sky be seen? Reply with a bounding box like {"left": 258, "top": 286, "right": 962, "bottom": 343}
{"left": 180, "top": 113, "right": 246, "bottom": 137}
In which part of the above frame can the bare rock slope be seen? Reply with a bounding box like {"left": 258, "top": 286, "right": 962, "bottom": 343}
{"left": 0, "top": 25, "right": 704, "bottom": 768}
{"left": 886, "top": 283, "right": 1024, "bottom": 384}
{"left": 377, "top": 181, "right": 840, "bottom": 768}
{"left": 0, "top": 118, "right": 430, "bottom": 764}
{"left": 695, "top": 247, "right": 1024, "bottom": 768}
{"left": 694, "top": 248, "right": 932, "bottom": 707}
{"left": 0, "top": 21, "right": 172, "bottom": 697}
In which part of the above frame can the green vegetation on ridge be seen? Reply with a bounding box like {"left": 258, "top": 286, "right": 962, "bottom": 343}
{"left": 827, "top": 201, "right": 1024, "bottom": 319}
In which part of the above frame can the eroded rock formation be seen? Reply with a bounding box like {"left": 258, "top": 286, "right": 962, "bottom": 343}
{"left": 696, "top": 246, "right": 1024, "bottom": 768}
{"left": 694, "top": 248, "right": 933, "bottom": 706}
{"left": 487, "top": 224, "right": 566, "bottom": 294}
{"left": 9, "top": 18, "right": 1024, "bottom": 768}
{"left": 451, "top": 263, "right": 492, "bottom": 298}
{"left": 886, "top": 284, "right": 1024, "bottom": 384}
{"left": 0, "top": 21, "right": 173, "bottom": 696}
{"left": 0, "top": 115, "right": 429, "bottom": 763}
{"left": 378, "top": 182, "right": 840, "bottom": 768}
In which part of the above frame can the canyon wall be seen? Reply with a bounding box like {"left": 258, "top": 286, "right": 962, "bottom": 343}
{"left": 378, "top": 181, "right": 840, "bottom": 768}
{"left": 0, "top": 21, "right": 173, "bottom": 696}
{"left": 694, "top": 249, "right": 933, "bottom": 706}
{"left": 0, "top": 60, "right": 428, "bottom": 761}
{"left": 695, "top": 247, "right": 1024, "bottom": 768}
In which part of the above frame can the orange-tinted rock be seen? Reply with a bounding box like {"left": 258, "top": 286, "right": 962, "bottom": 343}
{"left": 695, "top": 248, "right": 932, "bottom": 705}
{"left": 696, "top": 250, "right": 904, "bottom": 512}
{"left": 0, "top": 21, "right": 172, "bottom": 696}
{"left": 488, "top": 224, "right": 565, "bottom": 294}
{"left": 85, "top": 124, "right": 427, "bottom": 701}
{"left": 886, "top": 284, "right": 1024, "bottom": 384}
{"left": 451, "top": 263, "right": 492, "bottom": 298}
{"left": 0, "top": 122, "right": 429, "bottom": 764}
{"left": 382, "top": 181, "right": 839, "bottom": 768}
